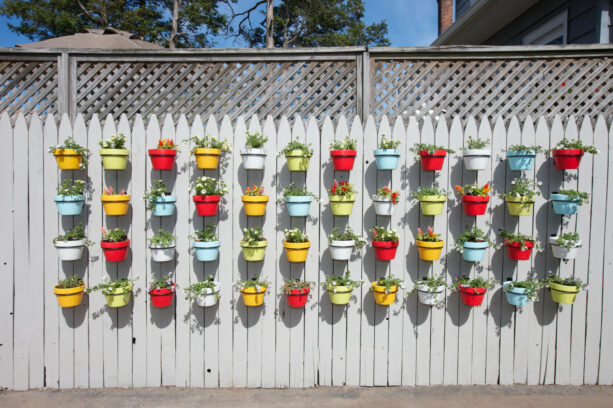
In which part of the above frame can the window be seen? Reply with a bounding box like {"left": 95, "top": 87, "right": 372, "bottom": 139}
{"left": 523, "top": 10, "right": 568, "bottom": 45}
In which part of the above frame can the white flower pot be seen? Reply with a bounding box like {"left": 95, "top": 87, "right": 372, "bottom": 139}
{"left": 549, "top": 236, "right": 581, "bottom": 260}
{"left": 150, "top": 244, "right": 176, "bottom": 262}
{"left": 329, "top": 240, "right": 355, "bottom": 261}
{"left": 463, "top": 149, "right": 491, "bottom": 170}
{"left": 240, "top": 148, "right": 267, "bottom": 170}
{"left": 55, "top": 239, "right": 86, "bottom": 261}
{"left": 417, "top": 284, "right": 445, "bottom": 306}
{"left": 195, "top": 283, "right": 221, "bottom": 307}
{"left": 372, "top": 196, "right": 396, "bottom": 216}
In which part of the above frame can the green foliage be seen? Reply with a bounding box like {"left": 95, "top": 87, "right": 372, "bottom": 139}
{"left": 549, "top": 138, "right": 598, "bottom": 154}
{"left": 101, "top": 227, "right": 128, "bottom": 243}
{"left": 56, "top": 179, "right": 85, "bottom": 196}
{"left": 49, "top": 137, "right": 90, "bottom": 169}
{"left": 410, "top": 276, "right": 448, "bottom": 294}
{"left": 454, "top": 225, "right": 498, "bottom": 252}
{"left": 147, "top": 229, "right": 175, "bottom": 247}
{"left": 191, "top": 223, "right": 218, "bottom": 242}
{"left": 88, "top": 277, "right": 137, "bottom": 295}
{"left": 328, "top": 226, "right": 366, "bottom": 248}
{"left": 328, "top": 180, "right": 357, "bottom": 196}
{"left": 371, "top": 274, "right": 404, "bottom": 293}
{"left": 324, "top": 271, "right": 362, "bottom": 289}
{"left": 455, "top": 275, "right": 497, "bottom": 290}
{"left": 284, "top": 227, "right": 309, "bottom": 243}
{"left": 57, "top": 275, "right": 84, "bottom": 289}
{"left": 244, "top": 185, "right": 265, "bottom": 196}
{"left": 245, "top": 132, "right": 268, "bottom": 148}
{"left": 281, "top": 279, "right": 312, "bottom": 294}
{"left": 53, "top": 222, "right": 91, "bottom": 244}
{"left": 148, "top": 273, "right": 175, "bottom": 291}
{"left": 329, "top": 135, "right": 357, "bottom": 150}
{"left": 463, "top": 135, "right": 490, "bottom": 150}
{"left": 416, "top": 226, "right": 442, "bottom": 242}
{"left": 547, "top": 272, "right": 588, "bottom": 290}
{"left": 191, "top": 176, "right": 228, "bottom": 196}
{"left": 184, "top": 275, "right": 219, "bottom": 300}
{"left": 280, "top": 184, "right": 318, "bottom": 201}
{"left": 498, "top": 229, "right": 540, "bottom": 251}
{"left": 554, "top": 232, "right": 581, "bottom": 249}
{"left": 190, "top": 134, "right": 232, "bottom": 152}
{"left": 371, "top": 226, "right": 399, "bottom": 242}
{"left": 280, "top": 140, "right": 313, "bottom": 157}
{"left": 378, "top": 135, "right": 400, "bottom": 150}
{"left": 412, "top": 183, "right": 447, "bottom": 200}
{"left": 241, "top": 227, "right": 265, "bottom": 246}
{"left": 235, "top": 277, "right": 270, "bottom": 289}
{"left": 99, "top": 133, "right": 126, "bottom": 149}
{"left": 408, "top": 143, "right": 455, "bottom": 161}
{"left": 556, "top": 189, "right": 590, "bottom": 205}
{"left": 375, "top": 186, "right": 399, "bottom": 204}
{"left": 504, "top": 144, "right": 543, "bottom": 153}
{"left": 454, "top": 183, "right": 492, "bottom": 197}
{"left": 503, "top": 278, "right": 543, "bottom": 301}
{"left": 503, "top": 177, "right": 541, "bottom": 201}
{"left": 143, "top": 179, "right": 169, "bottom": 210}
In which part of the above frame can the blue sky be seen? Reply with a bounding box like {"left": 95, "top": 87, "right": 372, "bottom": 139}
{"left": 0, "top": 0, "right": 438, "bottom": 48}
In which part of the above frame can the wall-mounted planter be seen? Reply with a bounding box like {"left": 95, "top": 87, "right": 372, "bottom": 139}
{"left": 505, "top": 196, "right": 534, "bottom": 216}
{"left": 373, "top": 149, "right": 400, "bottom": 170}
{"left": 54, "top": 283, "right": 85, "bottom": 308}
{"left": 417, "top": 240, "right": 444, "bottom": 261}
{"left": 461, "top": 241, "right": 488, "bottom": 262}
{"left": 193, "top": 195, "right": 220, "bottom": 216}
{"left": 101, "top": 239, "right": 130, "bottom": 262}
{"left": 283, "top": 240, "right": 310, "bottom": 263}
{"left": 371, "top": 283, "right": 398, "bottom": 306}
{"left": 240, "top": 148, "right": 267, "bottom": 170}
{"left": 372, "top": 240, "right": 398, "bottom": 261}
{"left": 195, "top": 283, "right": 220, "bottom": 308}
{"left": 507, "top": 150, "right": 536, "bottom": 171}
{"left": 53, "top": 149, "right": 82, "bottom": 170}
{"left": 461, "top": 195, "right": 489, "bottom": 215}
{"left": 419, "top": 150, "right": 447, "bottom": 171}
{"left": 194, "top": 148, "right": 221, "bottom": 169}
{"left": 552, "top": 149, "right": 584, "bottom": 170}
{"left": 149, "top": 284, "right": 175, "bottom": 308}
{"left": 148, "top": 149, "right": 177, "bottom": 170}
{"left": 105, "top": 283, "right": 133, "bottom": 308}
{"left": 240, "top": 240, "right": 267, "bottom": 262}
{"left": 462, "top": 149, "right": 490, "bottom": 170}
{"left": 101, "top": 194, "right": 130, "bottom": 216}
{"left": 285, "top": 150, "right": 311, "bottom": 171}
{"left": 100, "top": 148, "right": 129, "bottom": 170}
{"left": 330, "top": 149, "right": 357, "bottom": 170}
{"left": 502, "top": 282, "right": 530, "bottom": 307}
{"left": 330, "top": 195, "right": 355, "bottom": 216}
{"left": 419, "top": 195, "right": 446, "bottom": 215}
{"left": 459, "top": 285, "right": 487, "bottom": 306}
{"left": 152, "top": 195, "right": 177, "bottom": 216}
{"left": 549, "top": 236, "right": 581, "bottom": 260}
{"left": 149, "top": 243, "right": 176, "bottom": 263}
{"left": 327, "top": 285, "right": 353, "bottom": 305}
{"left": 372, "top": 196, "right": 396, "bottom": 216}
{"left": 285, "top": 288, "right": 310, "bottom": 308}
{"left": 242, "top": 195, "right": 269, "bottom": 216}
{"left": 285, "top": 196, "right": 312, "bottom": 217}
{"left": 549, "top": 280, "right": 579, "bottom": 304}
{"left": 193, "top": 240, "right": 221, "bottom": 262}
{"left": 55, "top": 239, "right": 86, "bottom": 261}
{"left": 329, "top": 240, "right": 355, "bottom": 261}
{"left": 240, "top": 286, "right": 266, "bottom": 307}
{"left": 505, "top": 240, "right": 534, "bottom": 261}
{"left": 551, "top": 193, "right": 580, "bottom": 215}
{"left": 54, "top": 194, "right": 85, "bottom": 216}
{"left": 417, "top": 284, "right": 445, "bottom": 306}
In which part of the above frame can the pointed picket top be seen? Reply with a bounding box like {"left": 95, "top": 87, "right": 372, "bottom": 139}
{"left": 190, "top": 115, "right": 204, "bottom": 141}
{"left": 521, "top": 115, "right": 535, "bottom": 144}
{"left": 421, "top": 115, "right": 434, "bottom": 142}
{"left": 278, "top": 116, "right": 291, "bottom": 144}
{"left": 378, "top": 114, "right": 391, "bottom": 140}
{"left": 551, "top": 115, "right": 564, "bottom": 142}
{"left": 102, "top": 113, "right": 116, "bottom": 139}
{"left": 0, "top": 112, "right": 10, "bottom": 134}
{"left": 262, "top": 115, "right": 276, "bottom": 143}
{"left": 58, "top": 113, "right": 72, "bottom": 140}
{"left": 492, "top": 116, "right": 507, "bottom": 145}
{"left": 364, "top": 115, "right": 377, "bottom": 143}
{"left": 292, "top": 116, "right": 305, "bottom": 141}
{"left": 29, "top": 112, "right": 42, "bottom": 136}
{"left": 450, "top": 115, "right": 463, "bottom": 146}
{"left": 406, "top": 115, "right": 420, "bottom": 146}
{"left": 219, "top": 115, "right": 233, "bottom": 144}
{"left": 507, "top": 116, "right": 521, "bottom": 145}
{"left": 234, "top": 116, "right": 247, "bottom": 141}
{"left": 118, "top": 114, "right": 131, "bottom": 140}
{"left": 146, "top": 114, "right": 161, "bottom": 141}
{"left": 392, "top": 116, "right": 406, "bottom": 144}
{"left": 205, "top": 114, "right": 219, "bottom": 139}
{"left": 465, "top": 115, "right": 478, "bottom": 140}
{"left": 335, "top": 116, "right": 349, "bottom": 140}
{"left": 306, "top": 116, "right": 319, "bottom": 142}
{"left": 435, "top": 115, "right": 449, "bottom": 144}
{"left": 72, "top": 113, "right": 86, "bottom": 143}
{"left": 594, "top": 115, "right": 608, "bottom": 149}
{"left": 176, "top": 114, "right": 189, "bottom": 146}
{"left": 248, "top": 115, "right": 261, "bottom": 134}
{"left": 478, "top": 115, "right": 492, "bottom": 142}
{"left": 565, "top": 115, "right": 578, "bottom": 140}
{"left": 161, "top": 113, "right": 175, "bottom": 141}
{"left": 88, "top": 114, "right": 101, "bottom": 143}
{"left": 132, "top": 115, "right": 145, "bottom": 146}
{"left": 535, "top": 116, "right": 549, "bottom": 144}
{"left": 322, "top": 115, "right": 334, "bottom": 142}
{"left": 349, "top": 115, "right": 362, "bottom": 144}
{"left": 579, "top": 115, "right": 593, "bottom": 141}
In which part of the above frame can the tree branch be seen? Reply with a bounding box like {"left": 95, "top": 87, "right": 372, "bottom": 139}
{"left": 76, "top": 0, "right": 105, "bottom": 26}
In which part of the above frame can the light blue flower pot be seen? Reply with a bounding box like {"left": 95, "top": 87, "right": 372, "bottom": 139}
{"left": 285, "top": 196, "right": 313, "bottom": 217}
{"left": 54, "top": 194, "right": 85, "bottom": 215}
{"left": 503, "top": 282, "right": 530, "bottom": 307}
{"left": 551, "top": 193, "right": 580, "bottom": 215}
{"left": 506, "top": 150, "right": 536, "bottom": 171}
{"left": 462, "top": 241, "right": 489, "bottom": 262}
{"left": 373, "top": 149, "right": 401, "bottom": 170}
{"left": 152, "top": 195, "right": 177, "bottom": 216}
{"left": 193, "top": 240, "right": 220, "bottom": 262}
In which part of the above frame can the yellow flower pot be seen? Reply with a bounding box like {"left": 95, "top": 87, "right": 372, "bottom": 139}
{"left": 104, "top": 283, "right": 133, "bottom": 308}
{"left": 285, "top": 150, "right": 311, "bottom": 171}
{"left": 505, "top": 196, "right": 534, "bottom": 216}
{"left": 53, "top": 148, "right": 82, "bottom": 170}
{"left": 54, "top": 283, "right": 85, "bottom": 308}
{"left": 329, "top": 195, "right": 355, "bottom": 216}
{"left": 284, "top": 240, "right": 310, "bottom": 263}
{"left": 240, "top": 240, "right": 267, "bottom": 262}
{"left": 194, "top": 148, "right": 221, "bottom": 169}
{"left": 419, "top": 195, "right": 446, "bottom": 215}
{"left": 242, "top": 195, "right": 269, "bottom": 216}
{"left": 371, "top": 282, "right": 398, "bottom": 306}
{"left": 241, "top": 286, "right": 267, "bottom": 307}
{"left": 101, "top": 194, "right": 131, "bottom": 216}
{"left": 549, "top": 281, "right": 579, "bottom": 305}
{"left": 417, "top": 240, "right": 444, "bottom": 261}
{"left": 100, "top": 148, "right": 129, "bottom": 170}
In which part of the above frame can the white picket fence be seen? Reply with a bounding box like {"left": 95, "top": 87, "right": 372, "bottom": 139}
{"left": 1, "top": 111, "right": 612, "bottom": 390}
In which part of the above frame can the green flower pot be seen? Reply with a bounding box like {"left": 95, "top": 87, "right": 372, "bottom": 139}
{"left": 330, "top": 195, "right": 355, "bottom": 216}
{"left": 285, "top": 150, "right": 311, "bottom": 171}
{"left": 419, "top": 195, "right": 446, "bottom": 215}
{"left": 549, "top": 281, "right": 579, "bottom": 305}
{"left": 240, "top": 240, "right": 267, "bottom": 262}
{"left": 104, "top": 283, "right": 133, "bottom": 308}
{"left": 100, "top": 148, "right": 129, "bottom": 170}
{"left": 327, "top": 285, "right": 353, "bottom": 305}
{"left": 505, "top": 196, "right": 534, "bottom": 216}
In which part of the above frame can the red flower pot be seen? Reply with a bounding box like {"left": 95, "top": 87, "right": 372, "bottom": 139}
{"left": 193, "top": 195, "right": 220, "bottom": 216}
{"left": 505, "top": 239, "right": 534, "bottom": 261}
{"left": 285, "top": 288, "right": 310, "bottom": 308}
{"left": 420, "top": 150, "right": 447, "bottom": 171}
{"left": 372, "top": 240, "right": 399, "bottom": 261}
{"left": 330, "top": 150, "right": 357, "bottom": 171}
{"left": 149, "top": 284, "right": 176, "bottom": 308}
{"left": 148, "top": 149, "right": 177, "bottom": 170}
{"left": 552, "top": 149, "right": 584, "bottom": 170}
{"left": 459, "top": 286, "right": 487, "bottom": 306}
{"left": 461, "top": 195, "right": 489, "bottom": 215}
{"left": 100, "top": 239, "right": 130, "bottom": 262}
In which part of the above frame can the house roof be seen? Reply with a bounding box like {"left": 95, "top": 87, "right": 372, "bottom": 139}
{"left": 16, "top": 28, "right": 163, "bottom": 49}
{"left": 432, "top": 0, "right": 541, "bottom": 45}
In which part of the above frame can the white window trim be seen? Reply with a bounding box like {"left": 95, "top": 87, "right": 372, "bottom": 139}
{"left": 523, "top": 10, "right": 568, "bottom": 45}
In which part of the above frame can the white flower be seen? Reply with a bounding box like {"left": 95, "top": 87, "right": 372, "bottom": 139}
{"left": 415, "top": 109, "right": 421, "bottom": 115}
{"left": 428, "top": 109, "right": 433, "bottom": 115}
{"left": 422, "top": 102, "right": 427, "bottom": 108}
{"left": 333, "top": 288, "right": 337, "bottom": 293}
{"left": 537, "top": 181, "right": 543, "bottom": 186}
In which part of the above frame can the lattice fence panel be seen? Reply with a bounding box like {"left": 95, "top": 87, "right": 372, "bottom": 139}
{"left": 371, "top": 58, "right": 613, "bottom": 122}
{"left": 76, "top": 60, "right": 357, "bottom": 123}
{"left": 0, "top": 60, "right": 58, "bottom": 119}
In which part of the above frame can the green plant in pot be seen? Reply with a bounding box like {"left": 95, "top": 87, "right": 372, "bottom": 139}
{"left": 501, "top": 177, "right": 541, "bottom": 216}
{"left": 143, "top": 179, "right": 177, "bottom": 216}
{"left": 185, "top": 275, "right": 220, "bottom": 308}
{"left": 279, "top": 184, "right": 318, "bottom": 217}
{"left": 148, "top": 229, "right": 176, "bottom": 263}
{"left": 551, "top": 189, "right": 589, "bottom": 215}
{"left": 235, "top": 276, "right": 270, "bottom": 307}
{"left": 409, "top": 143, "right": 455, "bottom": 171}
{"left": 281, "top": 140, "right": 313, "bottom": 171}
{"left": 410, "top": 275, "right": 448, "bottom": 307}
{"left": 412, "top": 183, "right": 447, "bottom": 215}
{"left": 502, "top": 276, "right": 543, "bottom": 307}
{"left": 99, "top": 133, "right": 129, "bottom": 170}
{"left": 283, "top": 227, "right": 310, "bottom": 263}
{"left": 454, "top": 225, "right": 498, "bottom": 263}
{"left": 328, "top": 179, "right": 357, "bottom": 216}
{"left": 54, "top": 179, "right": 86, "bottom": 215}
{"left": 281, "top": 279, "right": 313, "bottom": 307}
{"left": 548, "top": 138, "right": 598, "bottom": 170}
{"left": 191, "top": 223, "right": 221, "bottom": 262}
{"left": 503, "top": 144, "right": 542, "bottom": 171}
{"left": 54, "top": 275, "right": 86, "bottom": 308}
{"left": 370, "top": 274, "right": 404, "bottom": 305}
{"left": 241, "top": 131, "right": 269, "bottom": 170}
{"left": 549, "top": 232, "right": 581, "bottom": 260}
{"left": 461, "top": 135, "right": 491, "bottom": 170}
{"left": 546, "top": 272, "right": 588, "bottom": 305}
{"left": 240, "top": 227, "right": 267, "bottom": 262}
{"left": 328, "top": 226, "right": 366, "bottom": 261}
{"left": 324, "top": 271, "right": 363, "bottom": 306}
{"left": 454, "top": 275, "right": 497, "bottom": 307}
{"left": 49, "top": 137, "right": 91, "bottom": 170}
{"left": 88, "top": 277, "right": 138, "bottom": 308}
{"left": 53, "top": 222, "right": 93, "bottom": 262}
{"left": 190, "top": 134, "right": 232, "bottom": 169}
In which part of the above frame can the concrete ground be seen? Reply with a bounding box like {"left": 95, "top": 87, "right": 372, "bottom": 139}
{"left": 1, "top": 385, "right": 612, "bottom": 408}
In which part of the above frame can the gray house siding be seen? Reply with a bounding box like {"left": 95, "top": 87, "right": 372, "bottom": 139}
{"left": 456, "top": 0, "right": 472, "bottom": 17}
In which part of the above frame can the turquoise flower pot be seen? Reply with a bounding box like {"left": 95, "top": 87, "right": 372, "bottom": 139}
{"left": 54, "top": 194, "right": 85, "bottom": 215}
{"left": 506, "top": 150, "right": 536, "bottom": 171}
{"left": 373, "top": 149, "right": 401, "bottom": 170}
{"left": 462, "top": 241, "right": 488, "bottom": 262}
{"left": 551, "top": 193, "right": 580, "bottom": 215}
{"left": 152, "top": 195, "right": 177, "bottom": 216}
{"left": 193, "top": 240, "right": 220, "bottom": 262}
{"left": 503, "top": 282, "right": 530, "bottom": 307}
{"left": 285, "top": 196, "right": 313, "bottom": 217}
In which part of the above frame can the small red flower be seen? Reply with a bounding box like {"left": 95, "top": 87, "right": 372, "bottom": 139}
{"left": 417, "top": 227, "right": 423, "bottom": 236}
{"left": 561, "top": 82, "right": 566, "bottom": 86}
{"left": 595, "top": 88, "right": 599, "bottom": 92}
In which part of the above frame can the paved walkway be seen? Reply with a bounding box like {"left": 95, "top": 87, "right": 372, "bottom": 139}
{"left": 1, "top": 385, "right": 612, "bottom": 408}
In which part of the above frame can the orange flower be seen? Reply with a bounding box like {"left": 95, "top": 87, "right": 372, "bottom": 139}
{"left": 428, "top": 226, "right": 434, "bottom": 236}
{"left": 483, "top": 183, "right": 489, "bottom": 189}
{"left": 455, "top": 185, "right": 461, "bottom": 191}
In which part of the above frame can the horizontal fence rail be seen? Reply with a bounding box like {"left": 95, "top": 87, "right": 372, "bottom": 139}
{"left": 1, "top": 111, "right": 612, "bottom": 390}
